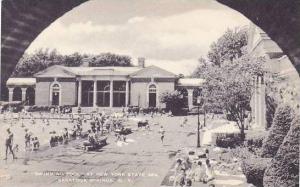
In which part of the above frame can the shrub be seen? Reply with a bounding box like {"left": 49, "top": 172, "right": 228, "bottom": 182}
{"left": 241, "top": 158, "right": 272, "bottom": 187}
{"left": 265, "top": 94, "right": 277, "bottom": 129}
{"left": 160, "top": 90, "right": 185, "bottom": 115}
{"left": 215, "top": 133, "right": 242, "bottom": 148}
{"left": 246, "top": 131, "right": 267, "bottom": 151}
{"left": 263, "top": 114, "right": 299, "bottom": 187}
{"left": 261, "top": 104, "right": 294, "bottom": 158}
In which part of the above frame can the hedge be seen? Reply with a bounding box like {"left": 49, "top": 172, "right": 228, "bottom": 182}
{"left": 241, "top": 158, "right": 272, "bottom": 187}
{"left": 265, "top": 94, "right": 277, "bottom": 129}
{"left": 261, "top": 104, "right": 294, "bottom": 158}
{"left": 263, "top": 114, "right": 299, "bottom": 187}
{"left": 27, "top": 105, "right": 73, "bottom": 113}
{"left": 215, "top": 133, "right": 242, "bottom": 148}
{"left": 246, "top": 133, "right": 265, "bottom": 148}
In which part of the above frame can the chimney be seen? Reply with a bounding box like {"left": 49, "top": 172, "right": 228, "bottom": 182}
{"left": 138, "top": 57, "right": 145, "bottom": 68}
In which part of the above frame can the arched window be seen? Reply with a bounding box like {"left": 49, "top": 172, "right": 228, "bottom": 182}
{"left": 51, "top": 83, "right": 60, "bottom": 105}
{"left": 149, "top": 85, "right": 157, "bottom": 93}
{"left": 148, "top": 84, "right": 157, "bottom": 107}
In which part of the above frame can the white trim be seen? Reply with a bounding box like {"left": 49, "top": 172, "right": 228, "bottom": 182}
{"left": 146, "top": 82, "right": 159, "bottom": 107}
{"left": 49, "top": 81, "right": 62, "bottom": 106}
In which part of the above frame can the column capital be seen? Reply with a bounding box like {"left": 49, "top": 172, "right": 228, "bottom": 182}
{"left": 8, "top": 87, "right": 14, "bottom": 92}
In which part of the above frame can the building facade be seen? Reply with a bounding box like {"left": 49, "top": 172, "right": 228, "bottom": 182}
{"left": 248, "top": 23, "right": 300, "bottom": 129}
{"left": 7, "top": 59, "right": 204, "bottom": 109}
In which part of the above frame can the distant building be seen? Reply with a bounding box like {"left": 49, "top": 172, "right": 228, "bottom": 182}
{"left": 6, "top": 58, "right": 204, "bottom": 109}
{"left": 248, "top": 23, "right": 300, "bottom": 129}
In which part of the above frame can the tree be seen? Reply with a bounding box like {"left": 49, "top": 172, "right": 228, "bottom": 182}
{"left": 12, "top": 50, "right": 133, "bottom": 77}
{"left": 12, "top": 48, "right": 63, "bottom": 77}
{"left": 261, "top": 104, "right": 295, "bottom": 158}
{"left": 263, "top": 113, "right": 299, "bottom": 187}
{"left": 88, "top": 53, "right": 132, "bottom": 67}
{"left": 193, "top": 54, "right": 265, "bottom": 140}
{"left": 160, "top": 90, "right": 185, "bottom": 115}
{"left": 207, "top": 27, "right": 248, "bottom": 66}
{"left": 63, "top": 52, "right": 83, "bottom": 67}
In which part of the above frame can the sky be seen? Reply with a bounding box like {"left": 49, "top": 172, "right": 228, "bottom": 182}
{"left": 25, "top": 0, "right": 250, "bottom": 75}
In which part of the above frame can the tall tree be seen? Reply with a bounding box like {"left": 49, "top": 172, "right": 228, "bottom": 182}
{"left": 88, "top": 53, "right": 132, "bottom": 67}
{"left": 12, "top": 50, "right": 133, "bottom": 77}
{"left": 207, "top": 27, "right": 248, "bottom": 66}
{"left": 12, "top": 48, "right": 63, "bottom": 77}
{"left": 194, "top": 55, "right": 265, "bottom": 140}
{"left": 64, "top": 52, "right": 83, "bottom": 67}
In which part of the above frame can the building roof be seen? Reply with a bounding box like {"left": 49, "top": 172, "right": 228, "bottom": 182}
{"left": 130, "top": 65, "right": 176, "bottom": 78}
{"left": 177, "top": 78, "right": 205, "bottom": 87}
{"left": 34, "top": 65, "right": 76, "bottom": 78}
{"left": 34, "top": 65, "right": 176, "bottom": 78}
{"left": 6, "top": 78, "right": 36, "bottom": 86}
{"left": 67, "top": 66, "right": 142, "bottom": 76}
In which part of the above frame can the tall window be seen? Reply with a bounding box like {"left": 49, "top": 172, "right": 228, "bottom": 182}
{"left": 97, "top": 81, "right": 110, "bottom": 107}
{"left": 81, "top": 81, "right": 94, "bottom": 106}
{"left": 148, "top": 84, "right": 157, "bottom": 107}
{"left": 51, "top": 83, "right": 60, "bottom": 105}
{"left": 113, "top": 81, "right": 126, "bottom": 107}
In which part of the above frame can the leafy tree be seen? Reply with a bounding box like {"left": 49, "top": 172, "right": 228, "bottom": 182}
{"left": 64, "top": 52, "right": 83, "bottom": 67}
{"left": 207, "top": 27, "right": 248, "bottom": 66}
{"left": 88, "top": 53, "right": 132, "bottom": 67}
{"left": 193, "top": 54, "right": 265, "bottom": 140}
{"left": 12, "top": 48, "right": 63, "bottom": 77}
{"left": 12, "top": 49, "right": 133, "bottom": 77}
{"left": 160, "top": 90, "right": 185, "bottom": 115}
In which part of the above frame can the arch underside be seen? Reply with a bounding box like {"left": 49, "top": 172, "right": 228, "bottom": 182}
{"left": 1, "top": 0, "right": 299, "bottom": 100}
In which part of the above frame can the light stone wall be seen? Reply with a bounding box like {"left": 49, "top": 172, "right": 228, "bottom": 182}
{"left": 130, "top": 81, "right": 175, "bottom": 108}
{"left": 60, "top": 82, "right": 76, "bottom": 106}
{"left": 35, "top": 82, "right": 51, "bottom": 106}
{"left": 35, "top": 81, "right": 76, "bottom": 106}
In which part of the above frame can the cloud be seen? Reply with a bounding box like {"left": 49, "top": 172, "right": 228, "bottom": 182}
{"left": 26, "top": 1, "right": 250, "bottom": 75}
{"left": 128, "top": 16, "right": 145, "bottom": 24}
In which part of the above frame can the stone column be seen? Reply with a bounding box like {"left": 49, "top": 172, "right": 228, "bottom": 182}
{"left": 125, "top": 81, "right": 129, "bottom": 107}
{"left": 260, "top": 76, "right": 266, "bottom": 129}
{"left": 258, "top": 76, "right": 262, "bottom": 128}
{"left": 93, "top": 80, "right": 97, "bottom": 107}
{"left": 21, "top": 87, "right": 27, "bottom": 102}
{"left": 187, "top": 89, "right": 193, "bottom": 110}
{"left": 8, "top": 87, "right": 13, "bottom": 102}
{"left": 254, "top": 76, "right": 266, "bottom": 130}
{"left": 110, "top": 80, "right": 113, "bottom": 107}
{"left": 78, "top": 79, "right": 82, "bottom": 106}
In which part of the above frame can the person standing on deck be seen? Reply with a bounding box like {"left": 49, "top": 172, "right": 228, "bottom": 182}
{"left": 4, "top": 128, "right": 16, "bottom": 160}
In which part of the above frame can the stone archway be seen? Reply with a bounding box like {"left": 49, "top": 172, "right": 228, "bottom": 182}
{"left": 1, "top": 0, "right": 299, "bottom": 100}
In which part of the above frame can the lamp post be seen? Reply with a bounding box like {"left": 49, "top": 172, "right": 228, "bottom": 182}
{"left": 197, "top": 96, "right": 201, "bottom": 148}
